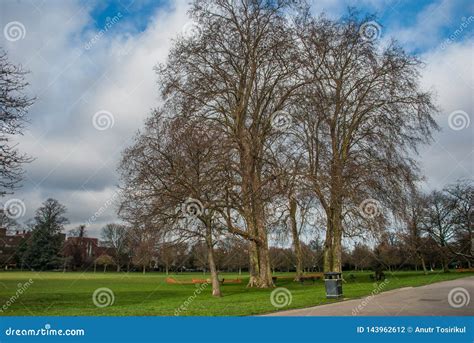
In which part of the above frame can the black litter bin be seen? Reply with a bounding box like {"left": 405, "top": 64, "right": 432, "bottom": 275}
{"left": 324, "top": 272, "right": 343, "bottom": 299}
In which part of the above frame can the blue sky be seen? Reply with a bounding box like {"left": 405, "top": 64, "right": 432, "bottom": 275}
{"left": 87, "top": 0, "right": 473, "bottom": 52}
{"left": 0, "top": 0, "right": 472, "bottom": 238}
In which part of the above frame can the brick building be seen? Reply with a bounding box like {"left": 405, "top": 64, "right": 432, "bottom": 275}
{"left": 0, "top": 228, "right": 109, "bottom": 269}
{"left": 0, "top": 228, "right": 31, "bottom": 268}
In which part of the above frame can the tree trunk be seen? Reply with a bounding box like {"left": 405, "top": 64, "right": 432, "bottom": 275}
{"left": 323, "top": 220, "right": 334, "bottom": 272}
{"left": 205, "top": 223, "right": 221, "bottom": 297}
{"left": 420, "top": 255, "right": 428, "bottom": 275}
{"left": 323, "top": 204, "right": 343, "bottom": 273}
{"left": 289, "top": 196, "right": 303, "bottom": 281}
{"left": 442, "top": 257, "right": 450, "bottom": 272}
{"left": 247, "top": 241, "right": 260, "bottom": 287}
{"left": 257, "top": 239, "right": 273, "bottom": 287}
{"left": 103, "top": 265, "right": 107, "bottom": 273}
{"left": 143, "top": 265, "right": 146, "bottom": 274}
{"left": 441, "top": 243, "right": 450, "bottom": 272}
{"left": 240, "top": 138, "right": 273, "bottom": 288}
{"left": 332, "top": 222, "right": 343, "bottom": 273}
{"left": 117, "top": 264, "right": 120, "bottom": 272}
{"left": 256, "top": 209, "right": 274, "bottom": 288}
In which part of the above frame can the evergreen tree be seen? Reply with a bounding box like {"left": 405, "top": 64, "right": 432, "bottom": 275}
{"left": 22, "top": 199, "right": 68, "bottom": 270}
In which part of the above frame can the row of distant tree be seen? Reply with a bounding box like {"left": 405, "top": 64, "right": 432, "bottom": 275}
{"left": 2, "top": 176, "right": 471, "bottom": 274}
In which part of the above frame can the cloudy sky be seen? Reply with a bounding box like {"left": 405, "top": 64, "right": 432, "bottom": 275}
{"left": 0, "top": 0, "right": 472, "bottom": 238}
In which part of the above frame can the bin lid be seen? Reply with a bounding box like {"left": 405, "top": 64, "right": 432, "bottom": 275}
{"left": 324, "top": 272, "right": 342, "bottom": 279}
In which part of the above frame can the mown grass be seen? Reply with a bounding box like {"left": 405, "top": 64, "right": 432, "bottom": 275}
{"left": 0, "top": 270, "right": 471, "bottom": 316}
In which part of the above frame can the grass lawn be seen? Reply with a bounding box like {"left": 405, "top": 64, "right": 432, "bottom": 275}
{"left": 0, "top": 270, "right": 472, "bottom": 316}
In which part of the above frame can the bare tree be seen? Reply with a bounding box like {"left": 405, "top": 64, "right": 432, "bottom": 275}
{"left": 350, "top": 244, "right": 374, "bottom": 271}
{"left": 421, "top": 190, "right": 458, "bottom": 272}
{"left": 129, "top": 226, "right": 158, "bottom": 274}
{"left": 101, "top": 223, "right": 129, "bottom": 272}
{"left": 157, "top": 0, "right": 305, "bottom": 288}
{"left": 0, "top": 50, "right": 34, "bottom": 195}
{"left": 293, "top": 12, "right": 438, "bottom": 272}
{"left": 157, "top": 242, "right": 175, "bottom": 275}
{"left": 119, "top": 115, "right": 225, "bottom": 296}
{"left": 0, "top": 208, "right": 19, "bottom": 229}
{"left": 445, "top": 179, "right": 473, "bottom": 267}
{"left": 398, "top": 190, "right": 429, "bottom": 274}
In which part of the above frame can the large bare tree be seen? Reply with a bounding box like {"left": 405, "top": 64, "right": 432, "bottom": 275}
{"left": 157, "top": 0, "right": 304, "bottom": 288}
{"left": 293, "top": 13, "right": 438, "bottom": 272}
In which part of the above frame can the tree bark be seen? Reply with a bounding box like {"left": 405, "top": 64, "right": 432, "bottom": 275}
{"left": 240, "top": 136, "right": 273, "bottom": 288}
{"left": 205, "top": 224, "right": 221, "bottom": 297}
{"left": 420, "top": 255, "right": 428, "bottom": 275}
{"left": 247, "top": 241, "right": 260, "bottom": 287}
{"left": 332, "top": 219, "right": 343, "bottom": 273}
{"left": 257, "top": 236, "right": 273, "bottom": 287}
{"left": 255, "top": 203, "right": 274, "bottom": 288}
{"left": 323, "top": 203, "right": 343, "bottom": 273}
{"left": 323, "top": 226, "right": 334, "bottom": 272}
{"left": 289, "top": 196, "right": 303, "bottom": 281}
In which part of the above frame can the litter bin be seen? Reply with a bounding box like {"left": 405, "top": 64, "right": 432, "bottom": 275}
{"left": 324, "top": 272, "right": 343, "bottom": 299}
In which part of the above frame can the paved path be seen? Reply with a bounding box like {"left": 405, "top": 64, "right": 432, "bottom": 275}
{"left": 265, "top": 276, "right": 474, "bottom": 316}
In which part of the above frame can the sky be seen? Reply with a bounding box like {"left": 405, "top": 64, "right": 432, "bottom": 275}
{"left": 0, "top": 0, "right": 473, "bottom": 238}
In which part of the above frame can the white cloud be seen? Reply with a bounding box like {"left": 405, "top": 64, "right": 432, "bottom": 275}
{"left": 419, "top": 39, "right": 474, "bottom": 190}
{"left": 1, "top": 0, "right": 190, "bottom": 234}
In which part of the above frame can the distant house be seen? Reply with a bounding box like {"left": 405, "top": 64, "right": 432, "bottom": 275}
{"left": 63, "top": 236, "right": 99, "bottom": 259}
{"left": 0, "top": 227, "right": 31, "bottom": 268}
{"left": 0, "top": 227, "right": 115, "bottom": 270}
{"left": 62, "top": 236, "right": 115, "bottom": 270}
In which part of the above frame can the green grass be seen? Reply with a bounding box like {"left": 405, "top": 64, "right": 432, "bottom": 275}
{"left": 0, "top": 270, "right": 472, "bottom": 316}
